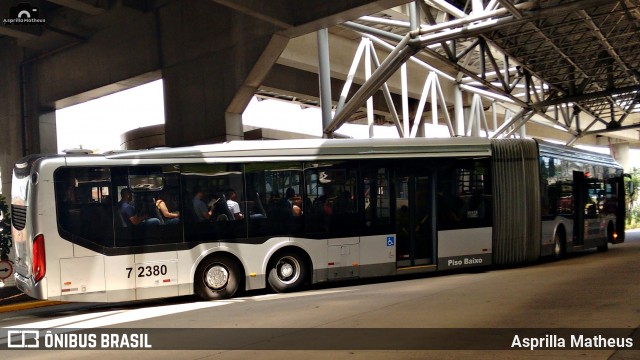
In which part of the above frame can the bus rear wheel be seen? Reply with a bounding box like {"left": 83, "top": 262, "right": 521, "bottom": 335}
{"left": 268, "top": 252, "right": 307, "bottom": 293}
{"left": 195, "top": 255, "right": 241, "bottom": 300}
{"left": 553, "top": 232, "right": 566, "bottom": 259}
{"left": 598, "top": 223, "right": 614, "bottom": 252}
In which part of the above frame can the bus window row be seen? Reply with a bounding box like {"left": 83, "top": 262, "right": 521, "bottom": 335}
{"left": 54, "top": 158, "right": 492, "bottom": 249}
{"left": 539, "top": 156, "right": 621, "bottom": 218}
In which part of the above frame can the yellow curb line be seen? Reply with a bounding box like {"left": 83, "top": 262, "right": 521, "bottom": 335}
{"left": 0, "top": 300, "right": 66, "bottom": 313}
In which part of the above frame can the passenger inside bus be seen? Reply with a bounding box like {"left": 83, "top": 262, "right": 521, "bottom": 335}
{"left": 155, "top": 191, "right": 180, "bottom": 225}
{"left": 226, "top": 189, "right": 244, "bottom": 220}
{"left": 119, "top": 188, "right": 161, "bottom": 226}
{"left": 192, "top": 188, "right": 212, "bottom": 222}
{"left": 285, "top": 187, "right": 302, "bottom": 216}
{"left": 209, "top": 193, "right": 231, "bottom": 221}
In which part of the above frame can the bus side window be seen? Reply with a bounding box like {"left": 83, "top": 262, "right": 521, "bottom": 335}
{"left": 304, "top": 161, "right": 359, "bottom": 234}
{"left": 246, "top": 162, "right": 304, "bottom": 237}
{"left": 181, "top": 163, "right": 246, "bottom": 241}
{"left": 363, "top": 165, "right": 391, "bottom": 228}
{"left": 436, "top": 158, "right": 492, "bottom": 229}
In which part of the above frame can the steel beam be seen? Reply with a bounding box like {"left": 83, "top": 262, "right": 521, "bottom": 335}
{"left": 317, "top": 29, "right": 333, "bottom": 135}
{"left": 324, "top": 34, "right": 418, "bottom": 135}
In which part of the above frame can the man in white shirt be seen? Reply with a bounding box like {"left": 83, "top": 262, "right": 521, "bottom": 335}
{"left": 226, "top": 189, "right": 244, "bottom": 220}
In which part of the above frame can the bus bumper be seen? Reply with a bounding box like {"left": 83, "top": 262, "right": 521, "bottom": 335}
{"left": 15, "top": 272, "right": 47, "bottom": 300}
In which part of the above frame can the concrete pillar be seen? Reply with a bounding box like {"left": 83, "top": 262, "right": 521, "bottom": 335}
{"left": 160, "top": 1, "right": 287, "bottom": 146}
{"left": 612, "top": 142, "right": 630, "bottom": 170}
{"left": 38, "top": 109, "right": 57, "bottom": 154}
{"left": 0, "top": 39, "right": 23, "bottom": 197}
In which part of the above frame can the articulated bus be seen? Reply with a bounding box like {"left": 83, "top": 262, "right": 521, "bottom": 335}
{"left": 11, "top": 138, "right": 625, "bottom": 302}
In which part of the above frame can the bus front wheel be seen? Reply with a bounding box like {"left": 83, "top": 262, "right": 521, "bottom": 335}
{"left": 268, "top": 252, "right": 307, "bottom": 293}
{"left": 195, "top": 255, "right": 241, "bottom": 300}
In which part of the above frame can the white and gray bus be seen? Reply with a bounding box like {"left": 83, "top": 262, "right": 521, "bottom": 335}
{"left": 11, "top": 137, "right": 626, "bottom": 302}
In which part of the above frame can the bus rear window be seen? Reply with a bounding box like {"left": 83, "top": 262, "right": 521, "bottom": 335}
{"left": 54, "top": 167, "right": 114, "bottom": 247}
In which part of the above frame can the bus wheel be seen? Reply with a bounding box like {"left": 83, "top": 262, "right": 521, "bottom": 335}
{"left": 553, "top": 232, "right": 565, "bottom": 259}
{"left": 268, "top": 252, "right": 307, "bottom": 293}
{"left": 598, "top": 223, "right": 614, "bottom": 252}
{"left": 195, "top": 255, "right": 241, "bottom": 300}
{"left": 597, "top": 242, "right": 609, "bottom": 252}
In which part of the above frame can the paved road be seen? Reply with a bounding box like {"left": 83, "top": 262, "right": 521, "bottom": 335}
{"left": 1, "top": 231, "right": 640, "bottom": 359}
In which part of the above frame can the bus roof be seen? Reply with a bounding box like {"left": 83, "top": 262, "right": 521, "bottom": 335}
{"left": 103, "top": 137, "right": 493, "bottom": 160}
{"left": 535, "top": 139, "right": 622, "bottom": 169}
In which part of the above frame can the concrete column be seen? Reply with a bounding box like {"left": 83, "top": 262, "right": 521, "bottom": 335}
{"left": 0, "top": 39, "right": 23, "bottom": 196}
{"left": 38, "top": 109, "right": 57, "bottom": 153}
{"left": 160, "top": 1, "right": 287, "bottom": 146}
{"left": 612, "top": 142, "right": 630, "bottom": 170}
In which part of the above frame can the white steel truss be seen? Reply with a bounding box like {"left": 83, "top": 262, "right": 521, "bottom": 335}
{"left": 315, "top": 0, "right": 640, "bottom": 145}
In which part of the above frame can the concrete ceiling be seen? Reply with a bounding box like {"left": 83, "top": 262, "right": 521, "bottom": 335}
{"left": 2, "top": 0, "right": 638, "bottom": 146}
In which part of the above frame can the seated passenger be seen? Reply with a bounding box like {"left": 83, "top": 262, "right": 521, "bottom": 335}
{"left": 286, "top": 187, "right": 302, "bottom": 216}
{"left": 226, "top": 189, "right": 244, "bottom": 220}
{"left": 192, "top": 189, "right": 212, "bottom": 222}
{"left": 209, "top": 193, "right": 230, "bottom": 221}
{"left": 156, "top": 191, "right": 180, "bottom": 225}
{"left": 119, "top": 188, "right": 161, "bottom": 226}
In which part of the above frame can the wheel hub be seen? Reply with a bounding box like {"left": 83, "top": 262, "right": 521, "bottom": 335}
{"left": 205, "top": 265, "right": 229, "bottom": 290}
{"left": 279, "top": 263, "right": 294, "bottom": 278}
{"left": 277, "top": 256, "right": 300, "bottom": 284}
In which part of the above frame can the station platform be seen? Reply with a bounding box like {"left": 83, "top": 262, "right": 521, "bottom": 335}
{"left": 0, "top": 285, "right": 61, "bottom": 313}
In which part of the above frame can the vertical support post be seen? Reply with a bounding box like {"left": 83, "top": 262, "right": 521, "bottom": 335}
{"left": 401, "top": 64, "right": 410, "bottom": 137}
{"left": 492, "top": 102, "right": 498, "bottom": 133}
{"left": 431, "top": 73, "right": 438, "bottom": 126}
{"left": 519, "top": 123, "right": 526, "bottom": 138}
{"left": 317, "top": 28, "right": 333, "bottom": 138}
{"left": 479, "top": 39, "right": 486, "bottom": 80}
{"left": 365, "top": 40, "right": 374, "bottom": 138}
{"left": 454, "top": 85, "right": 464, "bottom": 136}
{"left": 409, "top": 1, "right": 419, "bottom": 31}
{"left": 471, "top": 95, "right": 481, "bottom": 137}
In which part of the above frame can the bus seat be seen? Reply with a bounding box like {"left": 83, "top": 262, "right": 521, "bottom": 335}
{"left": 221, "top": 194, "right": 236, "bottom": 220}
{"left": 153, "top": 199, "right": 165, "bottom": 225}
{"left": 254, "top": 192, "right": 267, "bottom": 217}
{"left": 115, "top": 208, "right": 128, "bottom": 228}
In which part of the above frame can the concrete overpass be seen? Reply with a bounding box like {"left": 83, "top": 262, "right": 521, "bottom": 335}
{"left": 1, "top": 0, "right": 639, "bottom": 195}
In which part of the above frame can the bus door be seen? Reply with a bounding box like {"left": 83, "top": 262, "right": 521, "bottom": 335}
{"left": 395, "top": 169, "right": 435, "bottom": 268}
{"left": 573, "top": 171, "right": 586, "bottom": 246}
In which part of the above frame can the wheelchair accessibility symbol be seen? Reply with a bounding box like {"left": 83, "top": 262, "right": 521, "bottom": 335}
{"left": 386, "top": 236, "right": 395, "bottom": 246}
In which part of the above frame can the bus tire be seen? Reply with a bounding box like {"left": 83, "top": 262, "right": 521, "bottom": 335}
{"left": 597, "top": 242, "right": 608, "bottom": 252}
{"left": 599, "top": 222, "right": 614, "bottom": 252}
{"left": 268, "top": 251, "right": 307, "bottom": 293}
{"left": 194, "top": 255, "right": 241, "bottom": 300}
{"left": 553, "top": 231, "right": 566, "bottom": 259}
